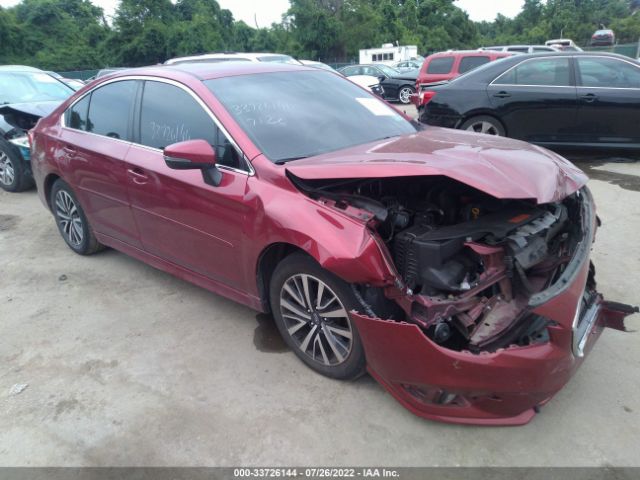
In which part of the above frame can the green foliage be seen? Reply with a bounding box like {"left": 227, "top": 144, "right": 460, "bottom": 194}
{"left": 0, "top": 0, "right": 109, "bottom": 69}
{"left": 480, "top": 0, "right": 637, "bottom": 47}
{"left": 0, "top": 0, "right": 639, "bottom": 71}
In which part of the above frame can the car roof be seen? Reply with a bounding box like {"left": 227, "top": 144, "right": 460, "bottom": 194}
{"left": 98, "top": 62, "right": 316, "bottom": 83}
{"left": 165, "top": 52, "right": 291, "bottom": 65}
{"left": 0, "top": 65, "right": 44, "bottom": 73}
{"left": 342, "top": 64, "right": 388, "bottom": 68}
{"left": 485, "top": 45, "right": 554, "bottom": 49}
{"left": 430, "top": 50, "right": 512, "bottom": 57}
{"left": 518, "top": 51, "right": 633, "bottom": 60}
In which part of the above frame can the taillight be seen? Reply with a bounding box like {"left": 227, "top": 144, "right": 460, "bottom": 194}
{"left": 420, "top": 91, "right": 437, "bottom": 106}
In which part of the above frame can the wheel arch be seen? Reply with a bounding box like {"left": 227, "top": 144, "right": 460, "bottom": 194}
{"left": 43, "top": 173, "right": 62, "bottom": 211}
{"left": 256, "top": 242, "right": 308, "bottom": 312}
{"left": 254, "top": 225, "right": 395, "bottom": 313}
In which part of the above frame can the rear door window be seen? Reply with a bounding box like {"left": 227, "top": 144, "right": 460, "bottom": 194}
{"left": 577, "top": 57, "right": 640, "bottom": 88}
{"left": 86, "top": 80, "right": 137, "bottom": 140}
{"left": 494, "top": 58, "right": 572, "bottom": 86}
{"left": 427, "top": 57, "right": 455, "bottom": 74}
{"left": 459, "top": 56, "right": 491, "bottom": 74}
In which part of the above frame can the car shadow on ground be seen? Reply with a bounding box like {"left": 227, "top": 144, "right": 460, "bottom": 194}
{"left": 561, "top": 149, "right": 640, "bottom": 192}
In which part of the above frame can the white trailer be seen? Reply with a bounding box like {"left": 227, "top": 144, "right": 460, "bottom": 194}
{"left": 359, "top": 44, "right": 419, "bottom": 65}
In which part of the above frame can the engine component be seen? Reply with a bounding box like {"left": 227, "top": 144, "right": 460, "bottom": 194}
{"left": 433, "top": 321, "right": 452, "bottom": 344}
{"left": 392, "top": 207, "right": 549, "bottom": 292}
{"left": 393, "top": 224, "right": 465, "bottom": 291}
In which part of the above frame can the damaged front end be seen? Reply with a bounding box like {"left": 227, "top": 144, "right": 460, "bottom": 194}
{"left": 0, "top": 102, "right": 60, "bottom": 162}
{"left": 291, "top": 173, "right": 637, "bottom": 425}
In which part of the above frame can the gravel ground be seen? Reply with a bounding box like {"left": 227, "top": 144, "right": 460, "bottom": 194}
{"left": 0, "top": 144, "right": 638, "bottom": 466}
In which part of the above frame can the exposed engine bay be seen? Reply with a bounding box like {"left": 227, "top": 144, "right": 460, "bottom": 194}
{"left": 0, "top": 106, "right": 42, "bottom": 155}
{"left": 290, "top": 174, "right": 587, "bottom": 353}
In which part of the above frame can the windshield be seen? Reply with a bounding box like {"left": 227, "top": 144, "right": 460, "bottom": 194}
{"left": 206, "top": 71, "right": 416, "bottom": 162}
{"left": 376, "top": 64, "right": 400, "bottom": 76}
{"left": 258, "top": 55, "right": 302, "bottom": 65}
{"left": 308, "top": 62, "right": 335, "bottom": 72}
{"left": 0, "top": 71, "right": 73, "bottom": 104}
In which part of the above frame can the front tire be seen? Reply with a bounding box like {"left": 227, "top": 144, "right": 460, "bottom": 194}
{"left": 0, "top": 138, "right": 33, "bottom": 192}
{"left": 269, "top": 253, "right": 366, "bottom": 380}
{"left": 397, "top": 85, "right": 415, "bottom": 105}
{"left": 50, "top": 179, "right": 104, "bottom": 255}
{"left": 460, "top": 115, "right": 505, "bottom": 136}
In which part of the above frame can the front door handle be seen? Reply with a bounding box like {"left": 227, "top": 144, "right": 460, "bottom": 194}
{"left": 62, "top": 145, "right": 76, "bottom": 155}
{"left": 127, "top": 167, "right": 149, "bottom": 185}
{"left": 493, "top": 91, "right": 511, "bottom": 98}
{"left": 581, "top": 93, "right": 598, "bottom": 103}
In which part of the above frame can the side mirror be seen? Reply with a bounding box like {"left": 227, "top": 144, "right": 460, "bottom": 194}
{"left": 164, "top": 139, "right": 222, "bottom": 186}
{"left": 378, "top": 75, "right": 386, "bottom": 83}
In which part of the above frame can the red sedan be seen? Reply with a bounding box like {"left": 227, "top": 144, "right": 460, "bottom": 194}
{"left": 30, "top": 62, "right": 636, "bottom": 425}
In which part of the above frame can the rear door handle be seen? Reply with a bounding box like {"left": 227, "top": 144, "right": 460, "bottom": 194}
{"left": 127, "top": 167, "right": 149, "bottom": 185}
{"left": 493, "top": 91, "right": 511, "bottom": 98}
{"left": 581, "top": 93, "right": 598, "bottom": 103}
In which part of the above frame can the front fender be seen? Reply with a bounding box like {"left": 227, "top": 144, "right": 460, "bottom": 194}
{"left": 248, "top": 179, "right": 396, "bottom": 286}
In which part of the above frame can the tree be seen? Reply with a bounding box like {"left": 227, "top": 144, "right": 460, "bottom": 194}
{"left": 2, "top": 0, "right": 640, "bottom": 71}
{"left": 287, "top": 0, "right": 345, "bottom": 58}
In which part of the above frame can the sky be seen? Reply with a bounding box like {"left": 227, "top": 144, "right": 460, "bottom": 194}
{"left": 0, "top": 0, "right": 526, "bottom": 25}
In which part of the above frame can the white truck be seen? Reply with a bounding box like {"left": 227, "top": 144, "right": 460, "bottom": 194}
{"left": 359, "top": 44, "right": 419, "bottom": 66}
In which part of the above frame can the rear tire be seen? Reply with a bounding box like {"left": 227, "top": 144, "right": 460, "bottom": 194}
{"left": 0, "top": 138, "right": 34, "bottom": 192}
{"left": 269, "top": 253, "right": 366, "bottom": 380}
{"left": 50, "top": 179, "right": 104, "bottom": 255}
{"left": 460, "top": 115, "right": 505, "bottom": 136}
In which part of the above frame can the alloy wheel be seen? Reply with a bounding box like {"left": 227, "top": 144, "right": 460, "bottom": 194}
{"left": 399, "top": 87, "right": 413, "bottom": 104}
{"left": 466, "top": 121, "right": 501, "bottom": 136}
{"left": 55, "top": 190, "right": 84, "bottom": 246}
{"left": 279, "top": 274, "right": 353, "bottom": 367}
{"left": 0, "top": 151, "right": 15, "bottom": 186}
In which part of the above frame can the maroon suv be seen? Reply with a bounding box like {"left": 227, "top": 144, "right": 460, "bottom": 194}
{"left": 413, "top": 50, "right": 512, "bottom": 107}
{"left": 30, "top": 62, "right": 636, "bottom": 425}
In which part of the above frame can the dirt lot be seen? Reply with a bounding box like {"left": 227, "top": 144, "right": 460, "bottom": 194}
{"left": 1, "top": 148, "right": 639, "bottom": 466}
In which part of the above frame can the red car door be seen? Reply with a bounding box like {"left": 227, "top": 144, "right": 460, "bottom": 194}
{"left": 123, "top": 79, "right": 252, "bottom": 289}
{"left": 57, "top": 80, "right": 142, "bottom": 248}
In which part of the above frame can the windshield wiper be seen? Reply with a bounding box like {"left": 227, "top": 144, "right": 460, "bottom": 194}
{"left": 275, "top": 156, "right": 309, "bottom": 165}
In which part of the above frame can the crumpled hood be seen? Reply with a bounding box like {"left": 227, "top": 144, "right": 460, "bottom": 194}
{"left": 0, "top": 100, "right": 61, "bottom": 119}
{"left": 285, "top": 128, "right": 587, "bottom": 204}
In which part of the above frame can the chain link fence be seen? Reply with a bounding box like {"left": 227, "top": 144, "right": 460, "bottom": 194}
{"left": 583, "top": 42, "right": 640, "bottom": 58}
{"left": 56, "top": 69, "right": 99, "bottom": 80}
